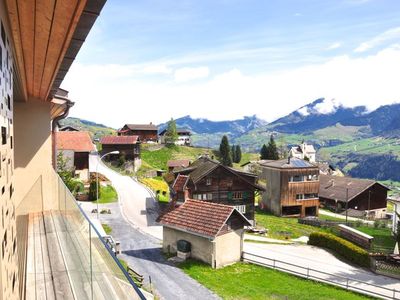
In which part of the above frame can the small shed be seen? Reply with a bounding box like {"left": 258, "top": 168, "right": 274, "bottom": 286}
{"left": 158, "top": 199, "right": 251, "bottom": 268}
{"left": 167, "top": 159, "right": 191, "bottom": 172}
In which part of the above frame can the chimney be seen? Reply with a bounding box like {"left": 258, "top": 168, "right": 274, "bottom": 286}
{"left": 150, "top": 122, "right": 153, "bottom": 125}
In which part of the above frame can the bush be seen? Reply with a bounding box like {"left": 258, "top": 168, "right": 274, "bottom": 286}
{"left": 89, "top": 180, "right": 100, "bottom": 201}
{"left": 308, "top": 232, "right": 370, "bottom": 268}
{"left": 374, "top": 220, "right": 380, "bottom": 228}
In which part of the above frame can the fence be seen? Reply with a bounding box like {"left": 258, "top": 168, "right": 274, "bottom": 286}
{"left": 242, "top": 251, "right": 399, "bottom": 299}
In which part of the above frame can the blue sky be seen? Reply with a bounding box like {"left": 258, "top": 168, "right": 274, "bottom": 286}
{"left": 64, "top": 0, "right": 400, "bottom": 127}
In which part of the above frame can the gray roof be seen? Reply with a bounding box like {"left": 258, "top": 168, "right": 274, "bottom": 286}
{"left": 319, "top": 174, "right": 390, "bottom": 202}
{"left": 260, "top": 158, "right": 317, "bottom": 169}
{"left": 124, "top": 124, "right": 158, "bottom": 131}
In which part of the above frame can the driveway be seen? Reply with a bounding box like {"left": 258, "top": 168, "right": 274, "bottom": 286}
{"left": 243, "top": 242, "right": 400, "bottom": 299}
{"left": 89, "top": 154, "right": 162, "bottom": 239}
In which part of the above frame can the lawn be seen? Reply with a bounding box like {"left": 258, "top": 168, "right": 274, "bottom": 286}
{"left": 140, "top": 177, "right": 170, "bottom": 202}
{"left": 255, "top": 209, "right": 329, "bottom": 240}
{"left": 356, "top": 225, "right": 396, "bottom": 251}
{"left": 95, "top": 185, "right": 118, "bottom": 204}
{"left": 180, "top": 261, "right": 370, "bottom": 300}
{"left": 101, "top": 223, "right": 112, "bottom": 235}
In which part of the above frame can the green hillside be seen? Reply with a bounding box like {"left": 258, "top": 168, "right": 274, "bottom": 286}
{"left": 59, "top": 117, "right": 116, "bottom": 139}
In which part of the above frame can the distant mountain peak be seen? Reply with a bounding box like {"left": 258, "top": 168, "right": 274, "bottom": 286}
{"left": 296, "top": 98, "right": 342, "bottom": 116}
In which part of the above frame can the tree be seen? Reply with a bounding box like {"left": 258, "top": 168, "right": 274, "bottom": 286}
{"left": 89, "top": 180, "right": 100, "bottom": 201}
{"left": 219, "top": 135, "right": 232, "bottom": 166}
{"left": 235, "top": 145, "right": 242, "bottom": 163}
{"left": 266, "top": 135, "right": 279, "bottom": 160}
{"left": 260, "top": 144, "right": 268, "bottom": 159}
{"left": 164, "top": 118, "right": 178, "bottom": 145}
{"left": 56, "top": 152, "right": 74, "bottom": 191}
{"left": 231, "top": 145, "right": 236, "bottom": 163}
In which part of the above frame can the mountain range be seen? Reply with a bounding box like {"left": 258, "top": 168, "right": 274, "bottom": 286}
{"left": 62, "top": 98, "right": 400, "bottom": 182}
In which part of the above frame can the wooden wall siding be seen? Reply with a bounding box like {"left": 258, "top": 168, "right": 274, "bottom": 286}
{"left": 321, "top": 184, "right": 388, "bottom": 211}
{"left": 101, "top": 144, "right": 140, "bottom": 160}
{"left": 5, "top": 0, "right": 87, "bottom": 101}
{"left": 187, "top": 167, "right": 257, "bottom": 220}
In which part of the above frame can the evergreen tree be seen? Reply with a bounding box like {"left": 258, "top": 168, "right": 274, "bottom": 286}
{"left": 260, "top": 144, "right": 268, "bottom": 159}
{"left": 231, "top": 145, "right": 237, "bottom": 163}
{"left": 219, "top": 135, "right": 232, "bottom": 166}
{"left": 266, "top": 135, "right": 279, "bottom": 160}
{"left": 235, "top": 145, "right": 242, "bottom": 163}
{"left": 164, "top": 118, "right": 178, "bottom": 145}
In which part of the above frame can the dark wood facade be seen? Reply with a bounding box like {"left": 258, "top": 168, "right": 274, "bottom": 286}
{"left": 261, "top": 162, "right": 320, "bottom": 217}
{"left": 179, "top": 166, "right": 259, "bottom": 222}
{"left": 101, "top": 144, "right": 141, "bottom": 161}
{"left": 118, "top": 124, "right": 158, "bottom": 143}
{"left": 320, "top": 184, "right": 388, "bottom": 211}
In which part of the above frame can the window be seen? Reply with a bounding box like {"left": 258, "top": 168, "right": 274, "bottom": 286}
{"left": 306, "top": 174, "right": 318, "bottom": 181}
{"left": 233, "top": 191, "right": 243, "bottom": 199}
{"left": 1, "top": 127, "right": 6, "bottom": 145}
{"left": 296, "top": 193, "right": 318, "bottom": 200}
{"left": 1, "top": 21, "right": 5, "bottom": 46}
{"left": 206, "top": 178, "right": 212, "bottom": 186}
{"left": 10, "top": 136, "right": 12, "bottom": 149}
{"left": 234, "top": 205, "right": 246, "bottom": 214}
{"left": 7, "top": 95, "right": 10, "bottom": 110}
{"left": 193, "top": 193, "right": 212, "bottom": 200}
{"left": 296, "top": 194, "right": 304, "bottom": 200}
{"left": 207, "top": 193, "right": 212, "bottom": 200}
{"left": 290, "top": 175, "right": 303, "bottom": 182}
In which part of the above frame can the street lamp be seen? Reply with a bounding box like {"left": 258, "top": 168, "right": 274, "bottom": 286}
{"left": 96, "top": 151, "right": 119, "bottom": 219}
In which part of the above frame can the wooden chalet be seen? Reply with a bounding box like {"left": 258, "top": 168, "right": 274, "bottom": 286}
{"left": 319, "top": 175, "right": 389, "bottom": 219}
{"left": 100, "top": 135, "right": 141, "bottom": 161}
{"left": 172, "top": 156, "right": 264, "bottom": 223}
{"left": 167, "top": 159, "right": 191, "bottom": 172}
{"left": 117, "top": 123, "right": 158, "bottom": 143}
{"left": 259, "top": 158, "right": 320, "bottom": 217}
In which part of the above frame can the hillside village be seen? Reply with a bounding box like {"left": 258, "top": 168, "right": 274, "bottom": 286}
{"left": 1, "top": 1, "right": 400, "bottom": 300}
{"left": 55, "top": 116, "right": 400, "bottom": 299}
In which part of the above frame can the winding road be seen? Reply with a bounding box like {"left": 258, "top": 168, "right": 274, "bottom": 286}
{"left": 86, "top": 154, "right": 219, "bottom": 300}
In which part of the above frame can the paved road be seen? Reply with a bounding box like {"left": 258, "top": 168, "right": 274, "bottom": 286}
{"left": 243, "top": 242, "right": 400, "bottom": 299}
{"left": 82, "top": 203, "right": 219, "bottom": 300}
{"left": 89, "top": 154, "right": 162, "bottom": 239}
{"left": 86, "top": 155, "right": 219, "bottom": 300}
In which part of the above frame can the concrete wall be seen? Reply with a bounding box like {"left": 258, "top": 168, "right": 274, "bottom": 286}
{"left": 163, "top": 227, "right": 244, "bottom": 268}
{"left": 14, "top": 101, "right": 58, "bottom": 213}
{"left": 163, "top": 227, "right": 213, "bottom": 265}
{"left": 215, "top": 229, "right": 243, "bottom": 268}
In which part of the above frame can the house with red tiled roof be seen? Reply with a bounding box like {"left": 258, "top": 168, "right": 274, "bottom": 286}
{"left": 56, "top": 131, "right": 95, "bottom": 181}
{"left": 158, "top": 199, "right": 251, "bottom": 268}
{"left": 100, "top": 135, "right": 141, "bottom": 171}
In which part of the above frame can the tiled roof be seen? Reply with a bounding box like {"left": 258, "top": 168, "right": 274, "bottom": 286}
{"left": 124, "top": 124, "right": 158, "bottom": 131}
{"left": 56, "top": 131, "right": 95, "bottom": 152}
{"left": 158, "top": 199, "right": 251, "bottom": 238}
{"left": 260, "top": 158, "right": 317, "bottom": 169}
{"left": 172, "top": 175, "right": 189, "bottom": 192}
{"left": 100, "top": 135, "right": 139, "bottom": 145}
{"left": 167, "top": 159, "right": 191, "bottom": 168}
{"left": 319, "top": 174, "right": 390, "bottom": 202}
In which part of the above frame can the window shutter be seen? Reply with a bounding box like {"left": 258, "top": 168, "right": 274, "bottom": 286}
{"left": 227, "top": 192, "right": 232, "bottom": 200}
{"left": 243, "top": 191, "right": 248, "bottom": 200}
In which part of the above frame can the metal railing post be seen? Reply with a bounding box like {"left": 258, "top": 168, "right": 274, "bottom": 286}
{"left": 346, "top": 278, "right": 349, "bottom": 290}
{"left": 307, "top": 268, "right": 309, "bottom": 278}
{"left": 89, "top": 223, "right": 93, "bottom": 300}
{"left": 273, "top": 259, "right": 276, "bottom": 269}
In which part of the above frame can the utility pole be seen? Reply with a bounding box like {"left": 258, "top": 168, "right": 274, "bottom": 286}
{"left": 368, "top": 190, "right": 371, "bottom": 220}
{"left": 345, "top": 188, "right": 349, "bottom": 224}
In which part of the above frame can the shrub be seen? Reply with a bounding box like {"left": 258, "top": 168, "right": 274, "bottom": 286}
{"left": 89, "top": 180, "right": 100, "bottom": 201}
{"left": 374, "top": 220, "right": 380, "bottom": 228}
{"left": 354, "top": 220, "right": 362, "bottom": 227}
{"left": 308, "top": 232, "right": 370, "bottom": 268}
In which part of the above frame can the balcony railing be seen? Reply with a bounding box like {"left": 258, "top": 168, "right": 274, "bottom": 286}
{"left": 17, "top": 171, "right": 146, "bottom": 299}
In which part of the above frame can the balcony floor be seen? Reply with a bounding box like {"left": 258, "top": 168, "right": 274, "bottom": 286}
{"left": 26, "top": 211, "right": 139, "bottom": 300}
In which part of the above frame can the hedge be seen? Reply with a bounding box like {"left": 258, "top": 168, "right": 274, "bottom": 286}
{"left": 308, "top": 232, "right": 371, "bottom": 268}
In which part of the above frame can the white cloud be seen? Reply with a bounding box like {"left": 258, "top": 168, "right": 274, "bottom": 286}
{"left": 142, "top": 64, "right": 172, "bottom": 74}
{"left": 326, "top": 42, "right": 342, "bottom": 50}
{"left": 354, "top": 27, "right": 400, "bottom": 52}
{"left": 62, "top": 45, "right": 400, "bottom": 127}
{"left": 314, "top": 98, "right": 340, "bottom": 114}
{"left": 174, "top": 66, "right": 210, "bottom": 82}
{"left": 297, "top": 106, "right": 309, "bottom": 116}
